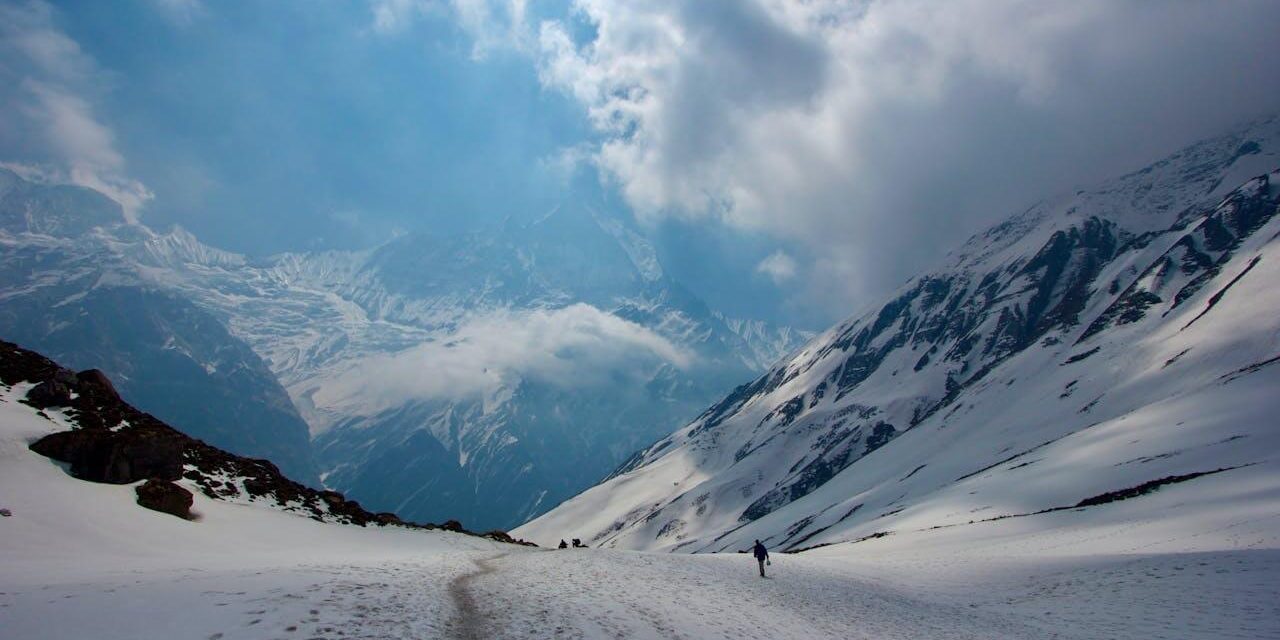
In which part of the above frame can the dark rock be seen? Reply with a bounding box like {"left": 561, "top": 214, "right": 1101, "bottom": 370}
{"left": 863, "top": 422, "right": 898, "bottom": 454}
{"left": 6, "top": 340, "right": 532, "bottom": 546}
{"left": 26, "top": 378, "right": 74, "bottom": 409}
{"left": 135, "top": 479, "right": 193, "bottom": 519}
{"left": 375, "top": 512, "right": 404, "bottom": 526}
{"left": 482, "top": 530, "right": 515, "bottom": 543}
{"left": 75, "top": 369, "right": 120, "bottom": 401}
{"left": 29, "top": 428, "right": 185, "bottom": 484}
{"left": 242, "top": 477, "right": 273, "bottom": 498}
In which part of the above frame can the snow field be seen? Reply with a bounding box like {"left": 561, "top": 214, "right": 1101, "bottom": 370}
{"left": 3, "top": 364, "right": 1278, "bottom": 640}
{"left": 460, "top": 549, "right": 1044, "bottom": 639}
{"left": 0, "top": 381, "right": 499, "bottom": 639}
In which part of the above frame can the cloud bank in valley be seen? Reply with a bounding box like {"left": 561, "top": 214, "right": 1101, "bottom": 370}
{"left": 310, "top": 303, "right": 693, "bottom": 420}
{"left": 534, "top": 0, "right": 1280, "bottom": 312}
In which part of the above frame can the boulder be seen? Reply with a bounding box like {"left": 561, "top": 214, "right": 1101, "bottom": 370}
{"left": 30, "top": 429, "right": 185, "bottom": 484}
{"left": 26, "top": 378, "right": 74, "bottom": 409}
{"left": 135, "top": 479, "right": 193, "bottom": 519}
{"left": 75, "top": 369, "right": 120, "bottom": 401}
{"left": 441, "top": 519, "right": 464, "bottom": 532}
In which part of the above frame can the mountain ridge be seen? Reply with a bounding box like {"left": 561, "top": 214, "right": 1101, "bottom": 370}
{"left": 0, "top": 178, "right": 811, "bottom": 530}
{"left": 516, "top": 116, "right": 1280, "bottom": 553}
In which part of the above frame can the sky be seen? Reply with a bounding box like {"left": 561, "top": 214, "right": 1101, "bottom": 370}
{"left": 2, "top": 0, "right": 1279, "bottom": 328}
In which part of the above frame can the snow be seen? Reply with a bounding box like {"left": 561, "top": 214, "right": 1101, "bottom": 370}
{"left": 3, "top": 164, "right": 816, "bottom": 531}
{"left": 3, "top": 378, "right": 1279, "bottom": 637}
{"left": 0, "top": 381, "right": 499, "bottom": 639}
{"left": 519, "top": 134, "right": 1280, "bottom": 557}
{"left": 5, "top": 118, "right": 1280, "bottom": 640}
{"left": 495, "top": 120, "right": 1280, "bottom": 638}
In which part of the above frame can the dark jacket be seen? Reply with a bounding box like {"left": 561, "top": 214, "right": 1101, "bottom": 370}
{"left": 753, "top": 542, "right": 769, "bottom": 561}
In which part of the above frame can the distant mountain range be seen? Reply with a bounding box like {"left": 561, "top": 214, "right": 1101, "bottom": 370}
{"left": 517, "top": 117, "right": 1280, "bottom": 552}
{"left": 0, "top": 175, "right": 810, "bottom": 530}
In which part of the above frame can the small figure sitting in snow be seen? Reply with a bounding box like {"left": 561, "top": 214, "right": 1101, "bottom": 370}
{"left": 558, "top": 539, "right": 568, "bottom": 549}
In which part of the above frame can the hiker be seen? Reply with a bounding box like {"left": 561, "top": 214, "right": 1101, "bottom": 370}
{"left": 558, "top": 539, "right": 568, "bottom": 549}
{"left": 572, "top": 538, "right": 584, "bottom": 548}
{"left": 753, "top": 540, "right": 770, "bottom": 577}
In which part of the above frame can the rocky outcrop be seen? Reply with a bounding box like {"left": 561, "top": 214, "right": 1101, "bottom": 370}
{"left": 135, "top": 479, "right": 194, "bottom": 519}
{"left": 29, "top": 429, "right": 185, "bottom": 484}
{"left": 2, "top": 340, "right": 535, "bottom": 546}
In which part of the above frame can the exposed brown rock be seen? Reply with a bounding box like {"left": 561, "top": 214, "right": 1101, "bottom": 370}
{"left": 26, "top": 376, "right": 74, "bottom": 409}
{"left": 29, "top": 428, "right": 185, "bottom": 484}
{"left": 3, "top": 339, "right": 535, "bottom": 545}
{"left": 135, "top": 479, "right": 194, "bottom": 519}
{"left": 75, "top": 369, "right": 120, "bottom": 402}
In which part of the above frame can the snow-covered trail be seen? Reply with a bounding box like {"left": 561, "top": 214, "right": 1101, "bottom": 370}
{"left": 457, "top": 549, "right": 1044, "bottom": 639}
{"left": 452, "top": 546, "right": 1280, "bottom": 639}
{"left": 449, "top": 552, "right": 510, "bottom": 639}
{"left": 6, "top": 544, "right": 1278, "bottom": 639}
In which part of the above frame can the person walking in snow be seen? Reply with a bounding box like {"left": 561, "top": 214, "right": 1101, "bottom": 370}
{"left": 753, "top": 540, "right": 770, "bottom": 577}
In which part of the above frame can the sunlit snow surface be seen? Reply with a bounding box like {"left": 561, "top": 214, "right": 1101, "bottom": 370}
{"left": 0, "top": 383, "right": 495, "bottom": 639}
{"left": 518, "top": 121, "right": 1280, "bottom": 557}
{"left": 3, "top": 379, "right": 1278, "bottom": 638}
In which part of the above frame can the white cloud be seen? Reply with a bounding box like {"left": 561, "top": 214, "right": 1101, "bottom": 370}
{"left": 312, "top": 303, "right": 693, "bottom": 414}
{"left": 539, "top": 142, "right": 593, "bottom": 185}
{"left": 534, "top": 0, "right": 1280, "bottom": 312}
{"left": 0, "top": 0, "right": 151, "bottom": 221}
{"left": 755, "top": 250, "right": 797, "bottom": 284}
{"left": 452, "top": 0, "right": 530, "bottom": 56}
{"left": 368, "top": 0, "right": 433, "bottom": 35}
{"left": 368, "top": 0, "right": 530, "bottom": 57}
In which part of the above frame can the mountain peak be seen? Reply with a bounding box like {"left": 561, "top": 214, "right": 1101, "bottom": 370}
{"left": 0, "top": 171, "right": 126, "bottom": 237}
{"left": 517, "top": 117, "right": 1280, "bottom": 554}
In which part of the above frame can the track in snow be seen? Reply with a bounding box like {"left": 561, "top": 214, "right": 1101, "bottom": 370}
{"left": 6, "top": 546, "right": 1277, "bottom": 639}
{"left": 454, "top": 549, "right": 1042, "bottom": 640}
{"left": 449, "top": 553, "right": 509, "bottom": 639}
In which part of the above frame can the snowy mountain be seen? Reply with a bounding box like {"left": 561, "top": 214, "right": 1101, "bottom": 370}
{"left": 516, "top": 117, "right": 1280, "bottom": 554}
{"left": 5, "top": 340, "right": 1277, "bottom": 639}
{"left": 1, "top": 338, "right": 537, "bottom": 544}
{"left": 0, "top": 175, "right": 319, "bottom": 483}
{"left": 0, "top": 179, "right": 810, "bottom": 530}
{"left": 244, "top": 207, "right": 810, "bottom": 530}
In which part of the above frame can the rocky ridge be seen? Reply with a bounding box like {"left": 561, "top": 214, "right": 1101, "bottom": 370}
{"left": 2, "top": 339, "right": 532, "bottom": 544}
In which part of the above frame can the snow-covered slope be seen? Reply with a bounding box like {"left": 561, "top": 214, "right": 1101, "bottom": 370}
{"left": 0, "top": 358, "right": 506, "bottom": 639}
{"left": 0, "top": 181, "right": 810, "bottom": 530}
{"left": 6, "top": 357, "right": 1276, "bottom": 639}
{"left": 517, "top": 117, "right": 1280, "bottom": 556}
{"left": 4, "top": 139, "right": 1278, "bottom": 640}
{"left": 0, "top": 201, "right": 318, "bottom": 483}
{"left": 0, "top": 339, "right": 534, "bottom": 539}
